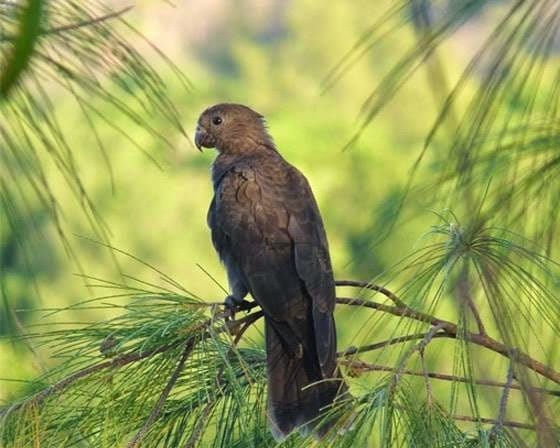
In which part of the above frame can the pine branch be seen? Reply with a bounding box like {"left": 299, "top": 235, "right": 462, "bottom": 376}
{"left": 2, "top": 278, "right": 558, "bottom": 445}
{"left": 0, "top": 315, "right": 216, "bottom": 420}
{"left": 183, "top": 399, "right": 217, "bottom": 448}
{"left": 5, "top": 277, "right": 558, "bottom": 423}
{"left": 127, "top": 337, "right": 196, "bottom": 448}
{"left": 338, "top": 360, "right": 560, "bottom": 397}
{"left": 335, "top": 286, "right": 560, "bottom": 385}
{"left": 335, "top": 279, "right": 406, "bottom": 307}
{"left": 418, "top": 323, "right": 447, "bottom": 405}
{"left": 451, "top": 415, "right": 534, "bottom": 431}
{"left": 493, "top": 363, "right": 515, "bottom": 434}
{"left": 230, "top": 310, "right": 264, "bottom": 343}
{"left": 339, "top": 332, "right": 454, "bottom": 356}
{"left": 0, "top": 6, "right": 134, "bottom": 43}
{"left": 457, "top": 266, "right": 487, "bottom": 335}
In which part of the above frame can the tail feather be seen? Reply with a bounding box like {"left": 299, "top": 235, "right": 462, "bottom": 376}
{"left": 265, "top": 318, "right": 346, "bottom": 441}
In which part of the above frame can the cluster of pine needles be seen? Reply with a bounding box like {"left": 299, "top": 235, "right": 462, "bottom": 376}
{"left": 1, "top": 221, "right": 559, "bottom": 447}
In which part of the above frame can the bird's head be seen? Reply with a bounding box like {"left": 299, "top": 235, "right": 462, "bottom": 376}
{"left": 195, "top": 103, "right": 275, "bottom": 154}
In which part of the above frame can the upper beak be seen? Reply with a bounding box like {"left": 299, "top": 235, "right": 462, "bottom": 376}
{"left": 194, "top": 125, "right": 206, "bottom": 152}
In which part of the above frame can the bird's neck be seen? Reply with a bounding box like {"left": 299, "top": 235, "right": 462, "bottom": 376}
{"left": 217, "top": 126, "right": 277, "bottom": 155}
{"left": 211, "top": 149, "right": 280, "bottom": 189}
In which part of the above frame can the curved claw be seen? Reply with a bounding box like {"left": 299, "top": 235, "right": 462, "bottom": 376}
{"left": 224, "top": 295, "right": 253, "bottom": 319}
{"left": 236, "top": 300, "right": 253, "bottom": 311}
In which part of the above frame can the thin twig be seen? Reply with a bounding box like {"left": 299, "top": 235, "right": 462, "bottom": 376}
{"left": 337, "top": 360, "right": 560, "bottom": 397}
{"left": 230, "top": 311, "right": 264, "bottom": 344}
{"left": 388, "top": 323, "right": 446, "bottom": 395}
{"left": 452, "top": 414, "right": 534, "bottom": 430}
{"left": 335, "top": 279, "right": 406, "bottom": 307}
{"left": 127, "top": 338, "right": 196, "bottom": 448}
{"left": 336, "top": 296, "right": 560, "bottom": 384}
{"left": 418, "top": 323, "right": 446, "bottom": 355}
{"left": 338, "top": 332, "right": 452, "bottom": 356}
{"left": 418, "top": 324, "right": 446, "bottom": 406}
{"left": 457, "top": 267, "right": 486, "bottom": 335}
{"left": 183, "top": 400, "right": 217, "bottom": 448}
{"left": 494, "top": 363, "right": 515, "bottom": 434}
{"left": 467, "top": 299, "right": 486, "bottom": 336}
{"left": 420, "top": 351, "right": 434, "bottom": 405}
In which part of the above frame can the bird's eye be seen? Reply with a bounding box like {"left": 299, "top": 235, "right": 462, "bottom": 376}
{"left": 212, "top": 116, "right": 223, "bottom": 125}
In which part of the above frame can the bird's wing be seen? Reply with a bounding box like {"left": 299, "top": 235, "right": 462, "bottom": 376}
{"left": 210, "top": 156, "right": 336, "bottom": 372}
{"left": 284, "top": 168, "right": 336, "bottom": 373}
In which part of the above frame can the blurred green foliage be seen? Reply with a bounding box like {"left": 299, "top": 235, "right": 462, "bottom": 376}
{"left": 1, "top": 1, "right": 559, "bottom": 445}
{"left": 1, "top": 0, "right": 441, "bottom": 396}
{"left": 0, "top": 0, "right": 526, "bottom": 382}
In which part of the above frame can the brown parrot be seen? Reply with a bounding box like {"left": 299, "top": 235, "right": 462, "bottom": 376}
{"left": 195, "top": 103, "right": 345, "bottom": 440}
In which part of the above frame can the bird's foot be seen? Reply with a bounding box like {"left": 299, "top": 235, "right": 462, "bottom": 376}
{"left": 224, "top": 295, "right": 252, "bottom": 319}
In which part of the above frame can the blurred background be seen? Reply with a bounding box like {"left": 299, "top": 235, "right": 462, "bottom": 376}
{"left": 0, "top": 0, "right": 518, "bottom": 391}
{"left": 1, "top": 1, "right": 559, "bottom": 441}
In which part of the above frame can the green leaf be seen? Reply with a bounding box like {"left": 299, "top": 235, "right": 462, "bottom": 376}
{"left": 0, "top": 0, "right": 43, "bottom": 98}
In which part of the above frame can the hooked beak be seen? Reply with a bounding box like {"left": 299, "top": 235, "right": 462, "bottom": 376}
{"left": 194, "top": 125, "right": 206, "bottom": 152}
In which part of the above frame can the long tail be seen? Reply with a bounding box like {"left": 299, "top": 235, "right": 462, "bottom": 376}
{"left": 265, "top": 318, "right": 346, "bottom": 440}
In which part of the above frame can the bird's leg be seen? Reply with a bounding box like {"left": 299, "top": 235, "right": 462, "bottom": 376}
{"left": 224, "top": 273, "right": 251, "bottom": 319}
{"left": 224, "top": 294, "right": 252, "bottom": 319}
